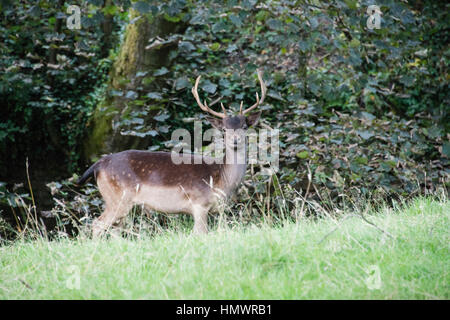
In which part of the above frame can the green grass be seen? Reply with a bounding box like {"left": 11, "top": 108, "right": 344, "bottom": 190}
{"left": 0, "top": 197, "right": 448, "bottom": 299}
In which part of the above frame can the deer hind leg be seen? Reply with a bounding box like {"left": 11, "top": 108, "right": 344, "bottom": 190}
{"left": 192, "top": 204, "right": 209, "bottom": 234}
{"left": 93, "top": 174, "right": 133, "bottom": 237}
{"left": 93, "top": 197, "right": 133, "bottom": 237}
{"left": 92, "top": 197, "right": 133, "bottom": 237}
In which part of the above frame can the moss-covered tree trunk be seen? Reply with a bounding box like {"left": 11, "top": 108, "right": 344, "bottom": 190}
{"left": 84, "top": 10, "right": 185, "bottom": 162}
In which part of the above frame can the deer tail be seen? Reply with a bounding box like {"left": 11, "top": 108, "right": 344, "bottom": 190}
{"left": 77, "top": 161, "right": 100, "bottom": 185}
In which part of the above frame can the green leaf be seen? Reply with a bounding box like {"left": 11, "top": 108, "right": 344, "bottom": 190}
{"left": 210, "top": 43, "right": 220, "bottom": 51}
{"left": 87, "top": 0, "right": 103, "bottom": 5}
{"left": 133, "top": 1, "right": 151, "bottom": 14}
{"left": 226, "top": 44, "right": 238, "bottom": 53}
{"left": 298, "top": 40, "right": 310, "bottom": 52}
{"left": 344, "top": 0, "right": 357, "bottom": 9}
{"left": 102, "top": 5, "right": 118, "bottom": 15}
{"left": 255, "top": 10, "right": 269, "bottom": 22}
{"left": 146, "top": 92, "right": 163, "bottom": 100}
{"left": 201, "top": 81, "right": 217, "bottom": 94}
{"left": 175, "top": 77, "right": 190, "bottom": 90}
{"left": 136, "top": 71, "right": 148, "bottom": 77}
{"left": 296, "top": 151, "right": 309, "bottom": 159}
{"left": 229, "top": 14, "right": 242, "bottom": 28}
{"left": 349, "top": 39, "right": 360, "bottom": 48}
{"left": 212, "top": 22, "right": 227, "bottom": 33}
{"left": 266, "top": 19, "right": 283, "bottom": 31}
{"left": 242, "top": 0, "right": 257, "bottom": 9}
{"left": 355, "top": 156, "right": 368, "bottom": 165}
{"left": 146, "top": 130, "right": 158, "bottom": 137}
{"left": 125, "top": 91, "right": 138, "bottom": 99}
{"left": 154, "top": 67, "right": 169, "bottom": 76}
{"left": 309, "top": 17, "right": 319, "bottom": 30}
{"left": 164, "top": 13, "right": 181, "bottom": 23}
{"left": 179, "top": 41, "right": 196, "bottom": 52}
{"left": 399, "top": 75, "right": 415, "bottom": 87}
{"left": 267, "top": 91, "right": 284, "bottom": 101}
{"left": 110, "top": 90, "right": 123, "bottom": 97}
{"left": 154, "top": 114, "right": 170, "bottom": 122}
{"left": 361, "top": 112, "right": 376, "bottom": 121}
{"left": 27, "top": 5, "right": 41, "bottom": 17}
{"left": 443, "top": 141, "right": 450, "bottom": 157}
{"left": 357, "top": 131, "right": 374, "bottom": 140}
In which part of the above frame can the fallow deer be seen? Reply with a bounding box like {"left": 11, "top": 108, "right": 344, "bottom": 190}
{"left": 77, "top": 71, "right": 266, "bottom": 236}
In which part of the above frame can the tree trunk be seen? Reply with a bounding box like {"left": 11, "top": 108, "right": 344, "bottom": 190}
{"left": 100, "top": 0, "right": 114, "bottom": 58}
{"left": 49, "top": 0, "right": 65, "bottom": 65}
{"left": 83, "top": 10, "right": 186, "bottom": 162}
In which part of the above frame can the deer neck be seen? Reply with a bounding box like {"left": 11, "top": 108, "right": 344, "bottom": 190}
{"left": 220, "top": 144, "right": 247, "bottom": 196}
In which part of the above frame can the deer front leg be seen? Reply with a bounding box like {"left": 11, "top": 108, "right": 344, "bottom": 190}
{"left": 192, "top": 205, "right": 209, "bottom": 234}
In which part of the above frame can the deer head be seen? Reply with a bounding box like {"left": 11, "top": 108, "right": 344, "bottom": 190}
{"left": 191, "top": 70, "right": 266, "bottom": 152}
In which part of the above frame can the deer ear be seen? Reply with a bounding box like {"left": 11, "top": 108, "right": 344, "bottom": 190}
{"left": 206, "top": 116, "right": 224, "bottom": 130}
{"left": 246, "top": 111, "right": 261, "bottom": 127}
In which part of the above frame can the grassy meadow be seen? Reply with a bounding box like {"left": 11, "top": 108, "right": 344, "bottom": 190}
{"left": 0, "top": 197, "right": 448, "bottom": 300}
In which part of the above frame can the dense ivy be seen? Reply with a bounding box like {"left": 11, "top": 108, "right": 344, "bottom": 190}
{"left": 114, "top": 0, "right": 449, "bottom": 200}
{"left": 0, "top": 0, "right": 127, "bottom": 176}
{"left": 0, "top": 0, "right": 449, "bottom": 236}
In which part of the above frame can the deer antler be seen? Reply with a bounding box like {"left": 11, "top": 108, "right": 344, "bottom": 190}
{"left": 192, "top": 76, "right": 227, "bottom": 118}
{"left": 240, "top": 70, "right": 266, "bottom": 115}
